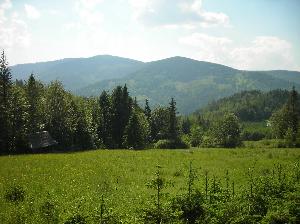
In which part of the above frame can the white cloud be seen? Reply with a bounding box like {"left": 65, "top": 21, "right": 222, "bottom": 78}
{"left": 74, "top": 0, "right": 103, "bottom": 28}
{"left": 79, "top": 0, "right": 103, "bottom": 9}
{"left": 129, "top": 0, "right": 230, "bottom": 28}
{"left": 24, "top": 4, "right": 40, "bottom": 20}
{"left": 179, "top": 33, "right": 299, "bottom": 70}
{"left": 230, "top": 36, "right": 296, "bottom": 70}
{"left": 0, "top": 1, "right": 31, "bottom": 50}
{"left": 179, "top": 33, "right": 232, "bottom": 64}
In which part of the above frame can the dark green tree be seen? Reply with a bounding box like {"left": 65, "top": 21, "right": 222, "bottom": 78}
{"left": 181, "top": 117, "right": 191, "bottom": 135}
{"left": 10, "top": 85, "right": 29, "bottom": 152}
{"left": 270, "top": 87, "right": 299, "bottom": 142}
{"left": 270, "top": 107, "right": 289, "bottom": 139}
{"left": 151, "top": 107, "right": 169, "bottom": 141}
{"left": 121, "top": 84, "right": 132, "bottom": 135}
{"left": 0, "top": 50, "right": 12, "bottom": 152}
{"left": 208, "top": 113, "right": 241, "bottom": 148}
{"left": 111, "top": 86, "right": 124, "bottom": 148}
{"left": 144, "top": 99, "right": 151, "bottom": 122}
{"left": 144, "top": 99, "right": 153, "bottom": 142}
{"left": 123, "top": 109, "right": 148, "bottom": 149}
{"left": 286, "top": 86, "right": 298, "bottom": 141}
{"left": 98, "top": 90, "right": 112, "bottom": 148}
{"left": 110, "top": 85, "right": 133, "bottom": 148}
{"left": 44, "top": 81, "right": 75, "bottom": 148}
{"left": 26, "top": 74, "right": 43, "bottom": 134}
{"left": 71, "top": 98, "right": 94, "bottom": 149}
{"left": 168, "top": 98, "right": 178, "bottom": 141}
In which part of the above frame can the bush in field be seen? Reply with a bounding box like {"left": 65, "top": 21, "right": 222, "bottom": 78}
{"left": 64, "top": 214, "right": 87, "bottom": 224}
{"left": 141, "top": 166, "right": 177, "bottom": 224}
{"left": 203, "top": 113, "right": 241, "bottom": 148}
{"left": 39, "top": 201, "right": 59, "bottom": 224}
{"left": 171, "top": 162, "right": 206, "bottom": 223}
{"left": 93, "top": 195, "right": 120, "bottom": 224}
{"left": 171, "top": 190, "right": 206, "bottom": 223}
{"left": 4, "top": 185, "right": 25, "bottom": 203}
{"left": 189, "top": 126, "right": 204, "bottom": 147}
{"left": 241, "top": 131, "right": 265, "bottom": 141}
{"left": 154, "top": 139, "right": 189, "bottom": 149}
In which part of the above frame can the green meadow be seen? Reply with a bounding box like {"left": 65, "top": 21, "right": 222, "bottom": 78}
{"left": 0, "top": 148, "right": 299, "bottom": 223}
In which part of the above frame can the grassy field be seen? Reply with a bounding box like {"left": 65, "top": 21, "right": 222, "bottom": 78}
{"left": 0, "top": 148, "right": 299, "bottom": 223}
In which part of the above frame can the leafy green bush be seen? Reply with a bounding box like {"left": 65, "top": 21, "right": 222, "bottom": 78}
{"left": 4, "top": 185, "right": 25, "bottom": 203}
{"left": 243, "top": 139, "right": 287, "bottom": 148}
{"left": 171, "top": 190, "right": 206, "bottom": 223}
{"left": 39, "top": 201, "right": 59, "bottom": 224}
{"left": 154, "top": 139, "right": 189, "bottom": 149}
{"left": 241, "top": 131, "right": 265, "bottom": 141}
{"left": 64, "top": 214, "right": 87, "bottom": 224}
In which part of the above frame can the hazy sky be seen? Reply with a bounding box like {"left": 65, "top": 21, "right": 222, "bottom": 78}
{"left": 1, "top": 0, "right": 299, "bottom": 71}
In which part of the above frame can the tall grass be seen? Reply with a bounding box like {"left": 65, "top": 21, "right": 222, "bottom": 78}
{"left": 0, "top": 148, "right": 299, "bottom": 223}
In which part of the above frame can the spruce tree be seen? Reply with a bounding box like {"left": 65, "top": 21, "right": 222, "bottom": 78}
{"left": 98, "top": 90, "right": 112, "bottom": 148}
{"left": 287, "top": 86, "right": 298, "bottom": 141}
{"left": 44, "top": 81, "right": 75, "bottom": 148}
{"left": 10, "top": 85, "right": 29, "bottom": 152}
{"left": 168, "top": 98, "right": 178, "bottom": 141}
{"left": 0, "top": 50, "right": 12, "bottom": 152}
{"left": 144, "top": 99, "right": 151, "bottom": 122}
{"left": 123, "top": 110, "right": 143, "bottom": 149}
{"left": 121, "top": 84, "right": 132, "bottom": 134}
{"left": 144, "top": 99, "right": 153, "bottom": 142}
{"left": 111, "top": 86, "right": 124, "bottom": 148}
{"left": 71, "top": 98, "right": 94, "bottom": 149}
{"left": 26, "top": 74, "right": 42, "bottom": 134}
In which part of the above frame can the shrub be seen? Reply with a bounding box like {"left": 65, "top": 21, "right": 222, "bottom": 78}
{"left": 261, "top": 209, "right": 294, "bottom": 224}
{"left": 4, "top": 185, "right": 25, "bottom": 203}
{"left": 141, "top": 166, "right": 177, "bottom": 224}
{"left": 171, "top": 190, "right": 206, "bottom": 223}
{"left": 64, "top": 214, "right": 87, "bottom": 224}
{"left": 154, "top": 139, "right": 189, "bottom": 149}
{"left": 241, "top": 131, "right": 265, "bottom": 141}
{"left": 40, "top": 201, "right": 59, "bottom": 224}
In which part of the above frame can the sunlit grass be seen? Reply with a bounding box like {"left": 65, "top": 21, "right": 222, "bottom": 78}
{"left": 0, "top": 148, "right": 299, "bottom": 223}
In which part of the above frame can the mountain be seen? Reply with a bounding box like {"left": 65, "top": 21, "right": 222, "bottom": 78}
{"left": 10, "top": 55, "right": 144, "bottom": 90}
{"left": 77, "top": 56, "right": 300, "bottom": 114}
{"left": 198, "top": 89, "right": 290, "bottom": 122}
{"left": 10, "top": 55, "right": 300, "bottom": 114}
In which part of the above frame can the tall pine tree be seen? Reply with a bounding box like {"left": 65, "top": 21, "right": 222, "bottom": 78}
{"left": 98, "top": 90, "right": 112, "bottom": 148}
{"left": 10, "top": 85, "right": 29, "bottom": 152}
{"left": 168, "top": 98, "right": 178, "bottom": 141}
{"left": 111, "top": 86, "right": 124, "bottom": 148}
{"left": 144, "top": 99, "right": 153, "bottom": 142}
{"left": 287, "top": 86, "right": 298, "bottom": 141}
{"left": 26, "top": 74, "right": 43, "bottom": 134}
{"left": 0, "top": 51, "right": 12, "bottom": 152}
{"left": 123, "top": 110, "right": 144, "bottom": 149}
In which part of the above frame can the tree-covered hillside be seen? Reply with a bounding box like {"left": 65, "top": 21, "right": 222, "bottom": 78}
{"left": 10, "top": 55, "right": 144, "bottom": 91}
{"left": 10, "top": 55, "right": 300, "bottom": 114}
{"left": 198, "top": 89, "right": 290, "bottom": 122}
{"left": 77, "top": 57, "right": 300, "bottom": 114}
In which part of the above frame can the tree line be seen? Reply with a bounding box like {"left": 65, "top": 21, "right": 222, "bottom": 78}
{"left": 1, "top": 50, "right": 299, "bottom": 153}
{"left": 181, "top": 87, "right": 300, "bottom": 147}
{"left": 0, "top": 51, "right": 187, "bottom": 153}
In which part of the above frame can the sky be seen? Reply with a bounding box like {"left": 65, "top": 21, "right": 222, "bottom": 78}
{"left": 0, "top": 0, "right": 299, "bottom": 71}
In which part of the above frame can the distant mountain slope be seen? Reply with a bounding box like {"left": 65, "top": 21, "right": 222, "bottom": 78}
{"left": 264, "top": 70, "right": 300, "bottom": 85}
{"left": 198, "top": 89, "right": 290, "bottom": 122}
{"left": 77, "top": 56, "right": 300, "bottom": 114}
{"left": 10, "top": 55, "right": 144, "bottom": 90}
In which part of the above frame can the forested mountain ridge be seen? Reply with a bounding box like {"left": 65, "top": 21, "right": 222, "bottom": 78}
{"left": 77, "top": 56, "right": 300, "bottom": 114}
{"left": 10, "top": 55, "right": 300, "bottom": 114}
{"left": 10, "top": 55, "right": 144, "bottom": 90}
{"left": 198, "top": 89, "right": 291, "bottom": 122}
